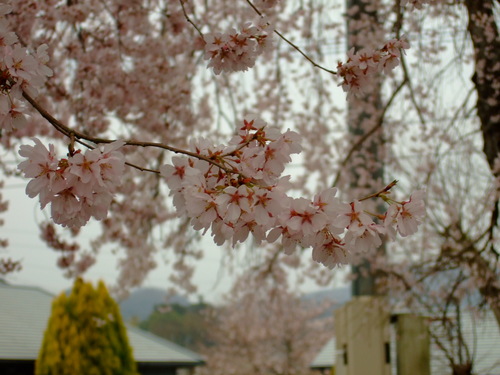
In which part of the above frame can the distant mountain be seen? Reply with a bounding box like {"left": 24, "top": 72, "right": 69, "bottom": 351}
{"left": 119, "top": 287, "right": 189, "bottom": 321}
{"left": 119, "top": 285, "right": 351, "bottom": 322}
{"left": 303, "top": 287, "right": 351, "bottom": 317}
{"left": 304, "top": 287, "right": 351, "bottom": 306}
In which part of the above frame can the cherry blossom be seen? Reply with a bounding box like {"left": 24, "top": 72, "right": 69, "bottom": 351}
{"left": 18, "top": 138, "right": 62, "bottom": 207}
{"left": 384, "top": 190, "right": 426, "bottom": 238}
{"left": 204, "top": 19, "right": 274, "bottom": 74}
{"left": 336, "top": 36, "right": 410, "bottom": 95}
{"left": 0, "top": 19, "right": 17, "bottom": 47}
{"left": 0, "top": 1, "right": 495, "bottom": 368}
{"left": 0, "top": 0, "right": 435, "bottom": 282}
{"left": 278, "top": 197, "right": 328, "bottom": 238}
{"left": 159, "top": 118, "right": 425, "bottom": 269}
{"left": 199, "top": 269, "right": 333, "bottom": 375}
{"left": 344, "top": 222, "right": 384, "bottom": 254}
{"left": 312, "top": 231, "right": 349, "bottom": 269}
{"left": 0, "top": 5, "right": 437, "bottom": 305}
{"left": 0, "top": 7, "right": 52, "bottom": 133}
{"left": 0, "top": 97, "right": 26, "bottom": 131}
{"left": 0, "top": 257, "right": 21, "bottom": 274}
{"left": 216, "top": 185, "right": 251, "bottom": 222}
{"left": 18, "top": 139, "right": 125, "bottom": 228}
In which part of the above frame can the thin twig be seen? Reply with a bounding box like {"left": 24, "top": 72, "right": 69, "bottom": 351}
{"left": 245, "top": 0, "right": 337, "bottom": 76}
{"left": 124, "top": 162, "right": 159, "bottom": 174}
{"left": 273, "top": 30, "right": 337, "bottom": 75}
{"left": 179, "top": 0, "right": 204, "bottom": 39}
{"left": 220, "top": 128, "right": 262, "bottom": 158}
{"left": 400, "top": 53, "right": 426, "bottom": 127}
{"left": 359, "top": 180, "right": 398, "bottom": 202}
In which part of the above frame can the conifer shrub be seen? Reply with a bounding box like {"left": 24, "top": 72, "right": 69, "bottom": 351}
{"left": 36, "top": 278, "right": 138, "bottom": 375}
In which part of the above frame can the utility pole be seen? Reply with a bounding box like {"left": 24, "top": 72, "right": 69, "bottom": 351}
{"left": 344, "top": 0, "right": 385, "bottom": 297}
{"left": 334, "top": 2, "right": 390, "bottom": 375}
{"left": 335, "top": 4, "right": 431, "bottom": 375}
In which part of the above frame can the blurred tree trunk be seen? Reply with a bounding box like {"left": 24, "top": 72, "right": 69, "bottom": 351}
{"left": 464, "top": 0, "right": 500, "bottom": 329}
{"left": 345, "top": 0, "right": 385, "bottom": 297}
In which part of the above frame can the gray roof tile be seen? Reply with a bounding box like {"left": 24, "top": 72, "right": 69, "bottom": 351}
{"left": 0, "top": 281, "right": 202, "bottom": 365}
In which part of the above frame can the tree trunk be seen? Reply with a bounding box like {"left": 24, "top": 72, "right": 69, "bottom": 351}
{"left": 452, "top": 362, "right": 473, "bottom": 375}
{"left": 464, "top": 0, "right": 500, "bottom": 330}
{"left": 345, "top": 0, "right": 385, "bottom": 297}
{"left": 464, "top": 0, "right": 500, "bottom": 172}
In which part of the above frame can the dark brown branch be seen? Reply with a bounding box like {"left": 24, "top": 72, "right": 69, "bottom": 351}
{"left": 358, "top": 180, "right": 398, "bottom": 202}
{"left": 22, "top": 91, "right": 235, "bottom": 174}
{"left": 464, "top": 0, "right": 500, "bottom": 172}
{"left": 464, "top": 0, "right": 500, "bottom": 270}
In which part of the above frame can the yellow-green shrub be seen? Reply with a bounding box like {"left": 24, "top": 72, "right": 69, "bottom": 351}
{"left": 36, "top": 278, "right": 138, "bottom": 375}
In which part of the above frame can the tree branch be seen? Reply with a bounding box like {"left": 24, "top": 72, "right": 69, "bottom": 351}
{"left": 244, "top": 0, "right": 337, "bottom": 76}
{"left": 179, "top": 0, "right": 204, "bottom": 39}
{"left": 22, "top": 91, "right": 235, "bottom": 174}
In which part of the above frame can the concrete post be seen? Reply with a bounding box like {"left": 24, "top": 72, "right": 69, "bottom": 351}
{"left": 395, "top": 314, "right": 430, "bottom": 375}
{"left": 334, "top": 296, "right": 391, "bottom": 375}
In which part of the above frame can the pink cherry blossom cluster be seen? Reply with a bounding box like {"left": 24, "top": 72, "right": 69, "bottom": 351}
{"left": 336, "top": 36, "right": 410, "bottom": 95}
{"left": 160, "top": 118, "right": 425, "bottom": 269}
{"left": 0, "top": 257, "right": 21, "bottom": 274}
{"left": 0, "top": 0, "right": 426, "bottom": 273}
{"left": 17, "top": 138, "right": 125, "bottom": 228}
{"left": 204, "top": 18, "right": 274, "bottom": 74}
{"left": 384, "top": 190, "right": 426, "bottom": 238}
{"left": 0, "top": 5, "right": 52, "bottom": 132}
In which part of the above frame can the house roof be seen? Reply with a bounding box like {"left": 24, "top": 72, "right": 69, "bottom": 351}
{"left": 310, "top": 338, "right": 336, "bottom": 368}
{"left": 0, "top": 280, "right": 203, "bottom": 365}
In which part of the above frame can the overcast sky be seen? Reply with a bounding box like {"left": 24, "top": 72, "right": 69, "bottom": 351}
{"left": 2, "top": 174, "right": 337, "bottom": 302}
{"left": 1, "top": 174, "right": 238, "bottom": 301}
